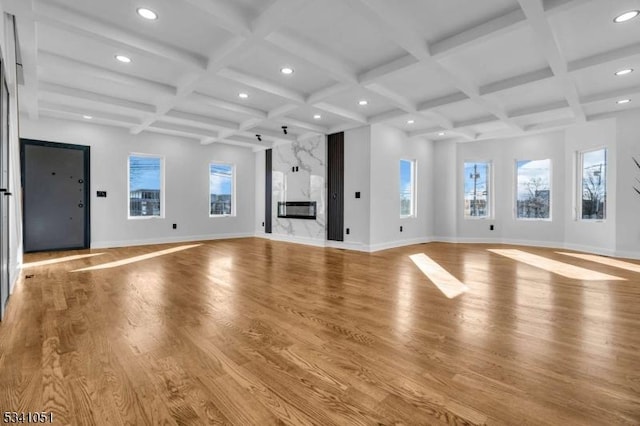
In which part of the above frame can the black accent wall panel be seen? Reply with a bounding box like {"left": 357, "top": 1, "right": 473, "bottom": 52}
{"left": 265, "top": 149, "right": 272, "bottom": 234}
{"left": 327, "top": 132, "right": 344, "bottom": 241}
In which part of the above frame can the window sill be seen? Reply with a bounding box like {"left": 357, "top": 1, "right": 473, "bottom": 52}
{"left": 128, "top": 215, "right": 164, "bottom": 220}
{"left": 210, "top": 214, "right": 236, "bottom": 218}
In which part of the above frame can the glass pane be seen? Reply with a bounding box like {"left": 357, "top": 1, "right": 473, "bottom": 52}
{"left": 400, "top": 160, "right": 413, "bottom": 216}
{"left": 464, "top": 162, "right": 489, "bottom": 218}
{"left": 516, "top": 159, "right": 551, "bottom": 219}
{"left": 582, "top": 149, "right": 606, "bottom": 220}
{"left": 210, "top": 164, "right": 233, "bottom": 215}
{"left": 129, "top": 156, "right": 161, "bottom": 217}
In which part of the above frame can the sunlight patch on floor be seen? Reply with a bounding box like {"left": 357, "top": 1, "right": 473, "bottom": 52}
{"left": 557, "top": 252, "right": 640, "bottom": 274}
{"left": 489, "top": 249, "right": 625, "bottom": 281}
{"left": 23, "top": 253, "right": 105, "bottom": 268}
{"left": 409, "top": 253, "right": 469, "bottom": 299}
{"left": 71, "top": 244, "right": 202, "bottom": 272}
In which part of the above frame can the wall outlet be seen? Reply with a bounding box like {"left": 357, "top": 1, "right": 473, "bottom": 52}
{"left": 346, "top": 228, "right": 350, "bottom": 235}
{"left": 490, "top": 224, "right": 494, "bottom": 230}
{"left": 172, "top": 223, "right": 177, "bottom": 229}
{"left": 355, "top": 191, "right": 360, "bottom": 198}
{"left": 96, "top": 191, "right": 107, "bottom": 197}
{"left": 262, "top": 222, "right": 265, "bottom": 227}
{"left": 400, "top": 225, "right": 403, "bottom": 232}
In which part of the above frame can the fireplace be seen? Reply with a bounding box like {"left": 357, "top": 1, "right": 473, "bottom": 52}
{"left": 277, "top": 201, "right": 317, "bottom": 219}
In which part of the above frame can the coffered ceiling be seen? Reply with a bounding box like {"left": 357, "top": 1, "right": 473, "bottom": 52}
{"left": 5, "top": 0, "right": 640, "bottom": 148}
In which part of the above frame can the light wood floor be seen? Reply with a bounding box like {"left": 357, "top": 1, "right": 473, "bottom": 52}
{"left": 1, "top": 238, "right": 639, "bottom": 425}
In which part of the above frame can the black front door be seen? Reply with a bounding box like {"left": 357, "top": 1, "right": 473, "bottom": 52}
{"left": 21, "top": 139, "right": 90, "bottom": 252}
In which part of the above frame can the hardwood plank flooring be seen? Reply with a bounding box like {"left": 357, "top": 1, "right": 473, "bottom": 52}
{"left": 1, "top": 238, "right": 639, "bottom": 425}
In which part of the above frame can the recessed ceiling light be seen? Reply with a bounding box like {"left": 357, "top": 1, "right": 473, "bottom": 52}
{"left": 136, "top": 7, "right": 158, "bottom": 20}
{"left": 617, "top": 99, "right": 631, "bottom": 104}
{"left": 438, "top": 132, "right": 446, "bottom": 136}
{"left": 358, "top": 100, "right": 368, "bottom": 106}
{"left": 238, "top": 92, "right": 249, "bottom": 99}
{"left": 313, "top": 114, "right": 321, "bottom": 120}
{"left": 614, "top": 10, "right": 639, "bottom": 23}
{"left": 280, "top": 67, "right": 294, "bottom": 75}
{"left": 83, "top": 115, "right": 93, "bottom": 120}
{"left": 407, "top": 120, "right": 415, "bottom": 124}
{"left": 115, "top": 55, "right": 131, "bottom": 63}
{"left": 615, "top": 68, "right": 633, "bottom": 76}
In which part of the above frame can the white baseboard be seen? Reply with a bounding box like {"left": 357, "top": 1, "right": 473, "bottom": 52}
{"left": 325, "top": 240, "right": 370, "bottom": 252}
{"left": 368, "top": 237, "right": 433, "bottom": 252}
{"left": 613, "top": 250, "right": 640, "bottom": 260}
{"left": 91, "top": 232, "right": 255, "bottom": 249}
{"left": 263, "top": 233, "right": 327, "bottom": 248}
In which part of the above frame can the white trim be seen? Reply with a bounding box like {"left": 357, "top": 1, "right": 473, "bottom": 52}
{"left": 614, "top": 250, "right": 640, "bottom": 261}
{"left": 90, "top": 232, "right": 254, "bottom": 249}
{"left": 368, "top": 237, "right": 433, "bottom": 252}
{"left": 263, "top": 233, "right": 327, "bottom": 248}
{"left": 325, "top": 240, "right": 370, "bottom": 252}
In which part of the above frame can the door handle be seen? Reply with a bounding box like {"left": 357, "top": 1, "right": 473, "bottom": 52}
{"left": 0, "top": 188, "right": 10, "bottom": 195}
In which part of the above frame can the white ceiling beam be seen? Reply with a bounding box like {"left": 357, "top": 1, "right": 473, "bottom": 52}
{"left": 38, "top": 110, "right": 134, "bottom": 129}
{"left": 265, "top": 30, "right": 358, "bottom": 84}
{"left": 455, "top": 116, "right": 502, "bottom": 128}
{"left": 509, "top": 100, "right": 569, "bottom": 117}
{"left": 431, "top": 8, "right": 527, "bottom": 59}
{"left": 313, "top": 102, "right": 368, "bottom": 124}
{"left": 39, "top": 51, "right": 176, "bottom": 95}
{"left": 150, "top": 121, "right": 217, "bottom": 139}
{"left": 280, "top": 117, "right": 327, "bottom": 133}
{"left": 189, "top": 92, "right": 267, "bottom": 118}
{"left": 164, "top": 110, "right": 239, "bottom": 131}
{"left": 34, "top": 3, "right": 206, "bottom": 70}
{"left": 580, "top": 84, "right": 640, "bottom": 105}
{"left": 518, "top": 0, "right": 586, "bottom": 122}
{"left": 39, "top": 82, "right": 157, "bottom": 113}
{"left": 306, "top": 83, "right": 352, "bottom": 104}
{"left": 39, "top": 101, "right": 141, "bottom": 124}
{"left": 479, "top": 67, "right": 554, "bottom": 95}
{"left": 568, "top": 42, "right": 640, "bottom": 73}
{"left": 180, "top": 0, "right": 251, "bottom": 36}
{"left": 267, "top": 103, "right": 299, "bottom": 119}
{"left": 543, "top": 0, "right": 595, "bottom": 15}
{"left": 368, "top": 108, "right": 406, "bottom": 124}
{"left": 343, "top": 0, "right": 429, "bottom": 60}
{"left": 363, "top": 83, "right": 417, "bottom": 112}
{"left": 239, "top": 118, "right": 265, "bottom": 131}
{"left": 417, "top": 92, "right": 469, "bottom": 111}
{"left": 358, "top": 54, "right": 419, "bottom": 85}
{"left": 218, "top": 68, "right": 306, "bottom": 103}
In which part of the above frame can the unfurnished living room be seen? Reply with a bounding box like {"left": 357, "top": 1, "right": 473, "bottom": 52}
{"left": 0, "top": 0, "right": 639, "bottom": 424}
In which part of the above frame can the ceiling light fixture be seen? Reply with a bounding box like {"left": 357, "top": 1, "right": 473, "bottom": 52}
{"left": 256, "top": 134, "right": 262, "bottom": 142}
{"left": 136, "top": 7, "right": 158, "bottom": 20}
{"left": 282, "top": 126, "right": 288, "bottom": 135}
{"left": 83, "top": 115, "right": 93, "bottom": 120}
{"left": 280, "top": 67, "right": 294, "bottom": 75}
{"left": 438, "top": 132, "right": 446, "bottom": 136}
{"left": 238, "top": 92, "right": 249, "bottom": 99}
{"left": 614, "top": 10, "right": 639, "bottom": 23}
{"left": 407, "top": 120, "right": 415, "bottom": 124}
{"left": 615, "top": 68, "right": 633, "bottom": 76}
{"left": 358, "top": 100, "right": 368, "bottom": 106}
{"left": 313, "top": 114, "right": 321, "bottom": 120}
{"left": 617, "top": 99, "right": 631, "bottom": 104}
{"left": 115, "top": 55, "right": 131, "bottom": 63}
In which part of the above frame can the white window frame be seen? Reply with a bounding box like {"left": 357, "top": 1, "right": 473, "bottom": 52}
{"left": 463, "top": 160, "right": 492, "bottom": 220}
{"left": 400, "top": 159, "right": 417, "bottom": 218}
{"left": 209, "top": 162, "right": 236, "bottom": 217}
{"left": 577, "top": 147, "right": 607, "bottom": 222}
{"left": 127, "top": 153, "right": 165, "bottom": 219}
{"left": 514, "top": 158, "right": 552, "bottom": 221}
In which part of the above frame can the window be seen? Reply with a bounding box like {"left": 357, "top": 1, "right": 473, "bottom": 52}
{"left": 210, "top": 163, "right": 234, "bottom": 216}
{"left": 128, "top": 154, "right": 163, "bottom": 218}
{"left": 400, "top": 159, "right": 416, "bottom": 217}
{"left": 580, "top": 148, "right": 607, "bottom": 220}
{"left": 516, "top": 159, "right": 551, "bottom": 220}
{"left": 464, "top": 162, "right": 490, "bottom": 218}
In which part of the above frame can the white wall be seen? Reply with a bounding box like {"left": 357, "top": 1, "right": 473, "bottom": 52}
{"left": 369, "top": 124, "right": 434, "bottom": 250}
{"left": 433, "top": 140, "right": 457, "bottom": 240}
{"left": 564, "top": 119, "right": 616, "bottom": 255}
{"left": 1, "top": 10, "right": 23, "bottom": 293}
{"left": 456, "top": 131, "right": 566, "bottom": 245}
{"left": 20, "top": 117, "right": 256, "bottom": 248}
{"left": 343, "top": 125, "right": 371, "bottom": 247}
{"left": 615, "top": 109, "right": 640, "bottom": 259}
